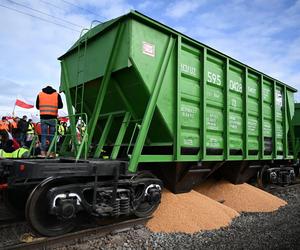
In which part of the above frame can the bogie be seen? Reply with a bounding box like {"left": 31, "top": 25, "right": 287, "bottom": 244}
{"left": 15, "top": 165, "right": 163, "bottom": 236}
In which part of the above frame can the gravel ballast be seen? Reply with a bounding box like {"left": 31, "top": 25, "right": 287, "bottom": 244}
{"left": 56, "top": 184, "right": 300, "bottom": 250}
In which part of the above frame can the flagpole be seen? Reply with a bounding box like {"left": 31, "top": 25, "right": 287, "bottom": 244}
{"left": 12, "top": 102, "right": 16, "bottom": 117}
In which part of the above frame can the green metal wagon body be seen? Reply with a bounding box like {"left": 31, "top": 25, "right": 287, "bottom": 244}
{"left": 59, "top": 11, "right": 297, "bottom": 192}
{"left": 293, "top": 103, "right": 300, "bottom": 157}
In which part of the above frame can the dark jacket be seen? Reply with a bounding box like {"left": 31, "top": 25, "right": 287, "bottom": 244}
{"left": 0, "top": 130, "right": 14, "bottom": 153}
{"left": 36, "top": 86, "right": 63, "bottom": 119}
{"left": 18, "top": 119, "right": 28, "bottom": 133}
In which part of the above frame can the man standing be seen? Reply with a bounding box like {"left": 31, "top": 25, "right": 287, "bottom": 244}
{"left": 36, "top": 86, "right": 63, "bottom": 157}
{"left": 17, "top": 115, "right": 28, "bottom": 146}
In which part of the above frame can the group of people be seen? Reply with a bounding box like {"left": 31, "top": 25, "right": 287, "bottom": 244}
{"left": 0, "top": 115, "right": 34, "bottom": 150}
{"left": 0, "top": 85, "right": 88, "bottom": 158}
{"left": 0, "top": 85, "right": 65, "bottom": 157}
{"left": 0, "top": 115, "right": 68, "bottom": 156}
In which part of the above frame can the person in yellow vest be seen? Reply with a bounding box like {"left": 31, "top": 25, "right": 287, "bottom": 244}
{"left": 58, "top": 121, "right": 65, "bottom": 136}
{"left": 57, "top": 120, "right": 66, "bottom": 146}
{"left": 25, "top": 119, "right": 35, "bottom": 147}
{"left": 0, "top": 148, "right": 30, "bottom": 158}
{"left": 0, "top": 129, "right": 20, "bottom": 152}
{"left": 0, "top": 129, "right": 29, "bottom": 159}
{"left": 36, "top": 86, "right": 63, "bottom": 157}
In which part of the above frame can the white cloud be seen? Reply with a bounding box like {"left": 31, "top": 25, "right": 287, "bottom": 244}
{"left": 137, "top": 0, "right": 154, "bottom": 10}
{"left": 186, "top": 0, "right": 300, "bottom": 101}
{"left": 166, "top": 0, "right": 205, "bottom": 18}
{"left": 73, "top": 0, "right": 132, "bottom": 20}
{"left": 137, "top": 0, "right": 165, "bottom": 12}
{"left": 0, "top": 0, "right": 299, "bottom": 120}
{"left": 0, "top": 0, "right": 132, "bottom": 117}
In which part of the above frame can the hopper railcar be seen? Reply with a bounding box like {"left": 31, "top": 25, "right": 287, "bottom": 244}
{"left": 0, "top": 11, "right": 299, "bottom": 237}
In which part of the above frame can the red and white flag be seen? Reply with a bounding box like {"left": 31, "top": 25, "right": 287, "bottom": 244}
{"left": 59, "top": 117, "right": 69, "bottom": 123}
{"left": 15, "top": 99, "right": 34, "bottom": 109}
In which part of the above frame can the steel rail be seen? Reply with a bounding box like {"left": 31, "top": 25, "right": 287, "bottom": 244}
{"left": 3, "top": 216, "right": 151, "bottom": 250}
{"left": 0, "top": 220, "right": 26, "bottom": 230}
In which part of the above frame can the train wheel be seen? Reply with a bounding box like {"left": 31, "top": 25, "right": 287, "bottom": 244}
{"left": 132, "top": 172, "right": 161, "bottom": 218}
{"left": 25, "top": 177, "right": 76, "bottom": 237}
{"left": 257, "top": 165, "right": 271, "bottom": 189}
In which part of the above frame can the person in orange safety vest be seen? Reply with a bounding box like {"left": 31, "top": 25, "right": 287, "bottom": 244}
{"left": 9, "top": 118, "right": 18, "bottom": 134}
{"left": 36, "top": 86, "right": 63, "bottom": 157}
{"left": 0, "top": 117, "right": 9, "bottom": 131}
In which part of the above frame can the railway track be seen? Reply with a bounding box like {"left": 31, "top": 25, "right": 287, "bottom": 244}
{"left": 0, "top": 180, "right": 298, "bottom": 249}
{"left": 267, "top": 182, "right": 300, "bottom": 195}
{"left": 1, "top": 216, "right": 151, "bottom": 250}
{"left": 0, "top": 220, "right": 30, "bottom": 249}
{"left": 0, "top": 220, "right": 26, "bottom": 230}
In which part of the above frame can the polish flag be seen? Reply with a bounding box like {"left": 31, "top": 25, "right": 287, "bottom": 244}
{"left": 59, "top": 117, "right": 69, "bottom": 123}
{"left": 15, "top": 99, "right": 34, "bottom": 109}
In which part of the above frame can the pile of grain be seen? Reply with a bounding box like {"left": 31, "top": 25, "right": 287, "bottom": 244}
{"left": 146, "top": 189, "right": 239, "bottom": 233}
{"left": 194, "top": 179, "right": 287, "bottom": 212}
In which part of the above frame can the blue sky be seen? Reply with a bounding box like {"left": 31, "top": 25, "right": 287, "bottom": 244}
{"left": 0, "top": 0, "right": 299, "bottom": 117}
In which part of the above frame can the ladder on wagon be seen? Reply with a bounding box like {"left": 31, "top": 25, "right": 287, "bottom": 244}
{"left": 64, "top": 21, "right": 142, "bottom": 161}
{"left": 74, "top": 28, "right": 89, "bottom": 115}
{"left": 75, "top": 21, "right": 102, "bottom": 115}
{"left": 60, "top": 21, "right": 107, "bottom": 160}
{"left": 64, "top": 28, "right": 89, "bottom": 159}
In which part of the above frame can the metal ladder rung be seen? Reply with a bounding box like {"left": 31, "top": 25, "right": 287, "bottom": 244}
{"left": 75, "top": 83, "right": 85, "bottom": 113}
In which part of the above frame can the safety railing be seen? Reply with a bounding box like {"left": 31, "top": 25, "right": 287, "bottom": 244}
{"left": 28, "top": 134, "right": 39, "bottom": 156}
{"left": 59, "top": 113, "right": 89, "bottom": 160}
{"left": 92, "top": 111, "right": 133, "bottom": 160}
{"left": 25, "top": 113, "right": 88, "bottom": 160}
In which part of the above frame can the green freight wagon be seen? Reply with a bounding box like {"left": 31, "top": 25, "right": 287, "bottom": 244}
{"left": 293, "top": 103, "right": 300, "bottom": 159}
{"left": 59, "top": 11, "right": 298, "bottom": 192}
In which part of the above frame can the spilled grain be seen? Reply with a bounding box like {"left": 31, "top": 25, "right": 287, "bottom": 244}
{"left": 146, "top": 189, "right": 239, "bottom": 233}
{"left": 195, "top": 179, "right": 287, "bottom": 212}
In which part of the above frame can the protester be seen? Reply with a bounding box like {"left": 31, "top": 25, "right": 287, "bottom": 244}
{"left": 33, "top": 139, "right": 42, "bottom": 156}
{"left": 11, "top": 117, "right": 20, "bottom": 139}
{"left": 34, "top": 122, "right": 42, "bottom": 142}
{"left": 9, "top": 117, "right": 18, "bottom": 135}
{"left": 36, "top": 85, "right": 63, "bottom": 157}
{"left": 0, "top": 117, "right": 9, "bottom": 131}
{"left": 18, "top": 115, "right": 28, "bottom": 146}
{"left": 26, "top": 119, "right": 35, "bottom": 147}
{"left": 0, "top": 109, "right": 68, "bottom": 158}
{"left": 0, "top": 129, "right": 20, "bottom": 153}
{"left": 57, "top": 120, "right": 66, "bottom": 146}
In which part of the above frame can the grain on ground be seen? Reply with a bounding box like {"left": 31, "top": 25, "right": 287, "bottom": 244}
{"left": 194, "top": 179, "right": 287, "bottom": 212}
{"left": 146, "top": 189, "right": 239, "bottom": 233}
